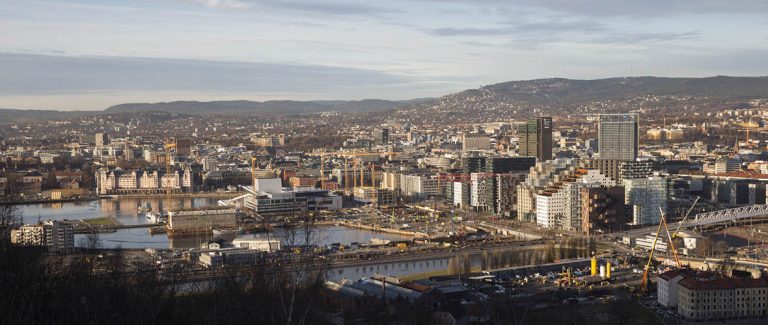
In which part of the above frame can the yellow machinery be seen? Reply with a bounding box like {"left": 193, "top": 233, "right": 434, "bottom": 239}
{"left": 606, "top": 261, "right": 611, "bottom": 279}
{"left": 591, "top": 256, "right": 597, "bottom": 276}
{"left": 640, "top": 208, "right": 681, "bottom": 294}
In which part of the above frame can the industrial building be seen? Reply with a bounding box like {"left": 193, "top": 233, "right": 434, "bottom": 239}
{"left": 167, "top": 207, "right": 238, "bottom": 235}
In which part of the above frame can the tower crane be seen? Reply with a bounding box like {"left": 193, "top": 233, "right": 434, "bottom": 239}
{"left": 163, "top": 140, "right": 177, "bottom": 213}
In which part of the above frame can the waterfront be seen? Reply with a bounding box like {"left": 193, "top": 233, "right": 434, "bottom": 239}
{"left": 328, "top": 245, "right": 588, "bottom": 281}
{"left": 17, "top": 197, "right": 218, "bottom": 226}
{"left": 15, "top": 198, "right": 412, "bottom": 249}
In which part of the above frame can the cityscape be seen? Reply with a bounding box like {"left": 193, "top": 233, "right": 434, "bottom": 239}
{"left": 3, "top": 1, "right": 768, "bottom": 325}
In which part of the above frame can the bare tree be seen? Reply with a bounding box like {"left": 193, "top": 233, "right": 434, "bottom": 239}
{"left": 80, "top": 231, "right": 101, "bottom": 250}
{"left": 0, "top": 205, "right": 21, "bottom": 244}
{"left": 276, "top": 212, "right": 330, "bottom": 325}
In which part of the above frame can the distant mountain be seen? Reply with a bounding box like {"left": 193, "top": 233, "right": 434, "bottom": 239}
{"left": 0, "top": 108, "right": 95, "bottom": 122}
{"left": 104, "top": 99, "right": 421, "bottom": 115}
{"left": 481, "top": 76, "right": 768, "bottom": 102}
{"left": 397, "top": 76, "right": 768, "bottom": 121}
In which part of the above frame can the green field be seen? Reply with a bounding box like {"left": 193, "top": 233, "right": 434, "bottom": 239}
{"left": 83, "top": 216, "right": 121, "bottom": 226}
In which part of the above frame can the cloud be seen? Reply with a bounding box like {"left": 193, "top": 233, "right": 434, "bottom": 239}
{"left": 0, "top": 52, "right": 416, "bottom": 95}
{"left": 428, "top": 17, "right": 700, "bottom": 47}
{"left": 190, "top": 0, "right": 400, "bottom": 16}
{"left": 258, "top": 0, "right": 400, "bottom": 16}
{"left": 196, "top": 0, "right": 251, "bottom": 9}
{"left": 591, "top": 31, "right": 700, "bottom": 45}
{"left": 0, "top": 52, "right": 460, "bottom": 109}
{"left": 418, "top": 0, "right": 768, "bottom": 18}
{"left": 430, "top": 20, "right": 604, "bottom": 37}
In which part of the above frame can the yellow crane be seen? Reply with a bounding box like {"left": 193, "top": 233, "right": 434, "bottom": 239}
{"left": 640, "top": 208, "right": 681, "bottom": 294}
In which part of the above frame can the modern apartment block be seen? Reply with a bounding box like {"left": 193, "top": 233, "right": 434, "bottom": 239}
{"left": 11, "top": 220, "right": 75, "bottom": 254}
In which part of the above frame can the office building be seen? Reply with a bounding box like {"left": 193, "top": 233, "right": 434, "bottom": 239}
{"left": 624, "top": 176, "right": 668, "bottom": 225}
{"left": 485, "top": 157, "right": 536, "bottom": 174}
{"left": 462, "top": 155, "right": 486, "bottom": 174}
{"left": 517, "top": 117, "right": 553, "bottom": 161}
{"left": 462, "top": 133, "right": 491, "bottom": 151}
{"left": 175, "top": 138, "right": 192, "bottom": 156}
{"left": 238, "top": 178, "right": 342, "bottom": 216}
{"left": 373, "top": 127, "right": 389, "bottom": 145}
{"left": 598, "top": 113, "right": 638, "bottom": 160}
{"left": 252, "top": 134, "right": 286, "bottom": 147}
{"left": 95, "top": 132, "right": 107, "bottom": 147}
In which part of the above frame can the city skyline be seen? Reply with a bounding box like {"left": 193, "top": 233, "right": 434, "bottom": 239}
{"left": 2, "top": 0, "right": 768, "bottom": 110}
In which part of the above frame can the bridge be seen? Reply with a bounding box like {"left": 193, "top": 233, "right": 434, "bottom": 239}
{"left": 618, "top": 204, "right": 768, "bottom": 237}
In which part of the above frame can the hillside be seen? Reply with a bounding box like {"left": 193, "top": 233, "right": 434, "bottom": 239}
{"left": 104, "top": 99, "right": 415, "bottom": 115}
{"left": 0, "top": 108, "right": 95, "bottom": 122}
{"left": 396, "top": 76, "right": 768, "bottom": 123}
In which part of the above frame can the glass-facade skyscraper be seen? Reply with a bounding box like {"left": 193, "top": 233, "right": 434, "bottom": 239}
{"left": 518, "top": 117, "right": 553, "bottom": 161}
{"left": 598, "top": 113, "right": 638, "bottom": 161}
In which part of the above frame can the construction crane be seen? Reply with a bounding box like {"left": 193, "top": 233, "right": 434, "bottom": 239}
{"left": 250, "top": 157, "right": 258, "bottom": 190}
{"left": 640, "top": 208, "right": 681, "bottom": 294}
{"left": 673, "top": 196, "right": 700, "bottom": 238}
{"left": 163, "top": 140, "right": 177, "bottom": 213}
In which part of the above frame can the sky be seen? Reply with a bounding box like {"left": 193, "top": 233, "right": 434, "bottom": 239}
{"left": 1, "top": 0, "right": 768, "bottom": 110}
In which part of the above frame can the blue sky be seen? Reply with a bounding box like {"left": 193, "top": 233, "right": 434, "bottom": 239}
{"left": 1, "top": 0, "right": 768, "bottom": 110}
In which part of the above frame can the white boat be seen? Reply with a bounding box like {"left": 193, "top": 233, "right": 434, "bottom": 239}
{"left": 145, "top": 212, "right": 164, "bottom": 224}
{"left": 212, "top": 227, "right": 241, "bottom": 236}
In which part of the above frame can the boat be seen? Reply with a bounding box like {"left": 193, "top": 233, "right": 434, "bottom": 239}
{"left": 138, "top": 202, "right": 152, "bottom": 213}
{"left": 145, "top": 212, "right": 164, "bottom": 224}
{"left": 212, "top": 228, "right": 240, "bottom": 236}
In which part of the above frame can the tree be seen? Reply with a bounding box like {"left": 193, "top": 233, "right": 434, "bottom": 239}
{"left": 0, "top": 205, "right": 20, "bottom": 244}
{"left": 44, "top": 170, "right": 59, "bottom": 190}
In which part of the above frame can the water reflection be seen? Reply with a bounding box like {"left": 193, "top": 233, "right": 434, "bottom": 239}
{"left": 19, "top": 197, "right": 219, "bottom": 226}
{"left": 22, "top": 199, "right": 412, "bottom": 250}
{"left": 329, "top": 245, "right": 587, "bottom": 281}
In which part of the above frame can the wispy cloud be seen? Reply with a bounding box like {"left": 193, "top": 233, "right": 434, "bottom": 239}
{"left": 428, "top": 17, "right": 699, "bottom": 47}
{"left": 592, "top": 31, "right": 700, "bottom": 45}
{"left": 190, "top": 0, "right": 400, "bottom": 17}
{"left": 196, "top": 0, "right": 251, "bottom": 9}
